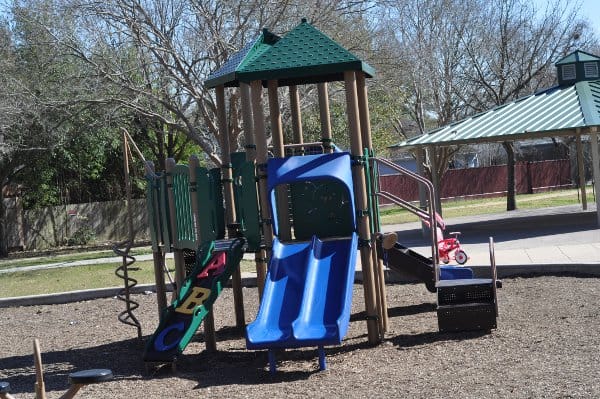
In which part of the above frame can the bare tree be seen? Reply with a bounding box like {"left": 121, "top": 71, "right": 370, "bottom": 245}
{"left": 375, "top": 0, "right": 596, "bottom": 211}
{"left": 31, "top": 0, "right": 370, "bottom": 167}
{"left": 461, "top": 0, "right": 593, "bottom": 210}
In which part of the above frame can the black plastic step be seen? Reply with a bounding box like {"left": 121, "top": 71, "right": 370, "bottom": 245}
{"left": 437, "top": 278, "right": 495, "bottom": 306}
{"left": 437, "top": 302, "right": 497, "bottom": 332}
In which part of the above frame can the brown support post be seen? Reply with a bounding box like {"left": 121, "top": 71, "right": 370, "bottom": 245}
{"left": 147, "top": 161, "right": 168, "bottom": 316}
{"left": 267, "top": 80, "right": 292, "bottom": 241}
{"left": 251, "top": 80, "right": 271, "bottom": 298}
{"left": 165, "top": 158, "right": 186, "bottom": 295}
{"left": 241, "top": 82, "right": 268, "bottom": 297}
{"left": 240, "top": 83, "right": 256, "bottom": 161}
{"left": 290, "top": 85, "right": 304, "bottom": 150}
{"left": 318, "top": 82, "right": 333, "bottom": 153}
{"left": 189, "top": 155, "right": 217, "bottom": 351}
{"left": 216, "top": 85, "right": 245, "bottom": 331}
{"left": 356, "top": 72, "right": 388, "bottom": 333}
{"left": 344, "top": 71, "right": 381, "bottom": 344}
{"left": 576, "top": 131, "right": 588, "bottom": 210}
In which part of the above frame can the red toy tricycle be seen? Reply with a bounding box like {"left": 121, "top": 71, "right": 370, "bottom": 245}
{"left": 428, "top": 213, "right": 469, "bottom": 265}
{"left": 437, "top": 229, "right": 468, "bottom": 264}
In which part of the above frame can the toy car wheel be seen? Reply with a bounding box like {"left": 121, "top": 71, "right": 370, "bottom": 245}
{"left": 455, "top": 250, "right": 468, "bottom": 265}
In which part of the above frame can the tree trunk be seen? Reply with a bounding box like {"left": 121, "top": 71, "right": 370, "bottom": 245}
{"left": 503, "top": 141, "right": 517, "bottom": 211}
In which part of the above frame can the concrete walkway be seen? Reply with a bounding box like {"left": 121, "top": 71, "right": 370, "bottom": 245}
{"left": 1, "top": 204, "right": 599, "bottom": 307}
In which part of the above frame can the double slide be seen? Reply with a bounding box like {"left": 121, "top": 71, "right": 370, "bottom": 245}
{"left": 246, "top": 234, "right": 357, "bottom": 349}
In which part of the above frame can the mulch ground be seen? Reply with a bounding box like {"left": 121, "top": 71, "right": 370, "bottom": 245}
{"left": 1, "top": 275, "right": 599, "bottom": 398}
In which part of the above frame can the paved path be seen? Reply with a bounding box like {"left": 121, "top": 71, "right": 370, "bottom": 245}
{"left": 383, "top": 204, "right": 600, "bottom": 268}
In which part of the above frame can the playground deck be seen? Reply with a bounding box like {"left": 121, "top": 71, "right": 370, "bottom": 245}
{"left": 1, "top": 276, "right": 598, "bottom": 398}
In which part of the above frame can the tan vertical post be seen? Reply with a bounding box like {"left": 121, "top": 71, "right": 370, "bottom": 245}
{"left": 356, "top": 72, "right": 388, "bottom": 333}
{"left": 241, "top": 82, "right": 268, "bottom": 299}
{"left": 251, "top": 80, "right": 271, "bottom": 297}
{"left": 148, "top": 161, "right": 168, "bottom": 315}
{"left": 318, "top": 82, "right": 333, "bottom": 153}
{"left": 33, "top": 339, "right": 46, "bottom": 399}
{"left": 165, "top": 158, "right": 186, "bottom": 295}
{"left": 268, "top": 80, "right": 292, "bottom": 241}
{"left": 344, "top": 70, "right": 381, "bottom": 344}
{"left": 290, "top": 85, "right": 304, "bottom": 150}
{"left": 216, "top": 85, "right": 245, "bottom": 330}
{"left": 189, "top": 155, "right": 217, "bottom": 351}
{"left": 576, "top": 131, "right": 587, "bottom": 210}
{"left": 240, "top": 83, "right": 256, "bottom": 161}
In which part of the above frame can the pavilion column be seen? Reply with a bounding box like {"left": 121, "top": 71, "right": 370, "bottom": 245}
{"left": 575, "top": 131, "right": 587, "bottom": 210}
{"left": 216, "top": 85, "right": 245, "bottom": 331}
{"left": 344, "top": 70, "right": 381, "bottom": 344}
{"left": 251, "top": 80, "right": 271, "bottom": 298}
{"left": 318, "top": 82, "right": 333, "bottom": 153}
{"left": 356, "top": 72, "right": 388, "bottom": 333}
{"left": 289, "top": 85, "right": 304, "bottom": 152}
{"left": 589, "top": 128, "right": 600, "bottom": 226}
{"left": 268, "top": 80, "right": 292, "bottom": 241}
{"left": 415, "top": 148, "right": 429, "bottom": 237}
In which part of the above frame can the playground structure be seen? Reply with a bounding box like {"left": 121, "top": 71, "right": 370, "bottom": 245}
{"left": 140, "top": 19, "right": 500, "bottom": 372}
{"left": 0, "top": 339, "right": 113, "bottom": 399}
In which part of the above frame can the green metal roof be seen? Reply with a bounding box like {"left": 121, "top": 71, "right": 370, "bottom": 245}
{"left": 204, "top": 29, "right": 280, "bottom": 88}
{"left": 392, "top": 80, "right": 600, "bottom": 149}
{"left": 237, "top": 18, "right": 375, "bottom": 86}
{"left": 555, "top": 50, "right": 600, "bottom": 65}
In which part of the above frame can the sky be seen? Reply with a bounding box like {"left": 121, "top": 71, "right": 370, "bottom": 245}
{"left": 577, "top": 0, "right": 600, "bottom": 36}
{"left": 535, "top": 0, "right": 600, "bottom": 37}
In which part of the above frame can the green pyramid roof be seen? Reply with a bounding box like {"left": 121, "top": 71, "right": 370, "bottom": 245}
{"left": 237, "top": 19, "right": 375, "bottom": 86}
{"left": 555, "top": 50, "right": 600, "bottom": 65}
{"left": 204, "top": 29, "right": 280, "bottom": 88}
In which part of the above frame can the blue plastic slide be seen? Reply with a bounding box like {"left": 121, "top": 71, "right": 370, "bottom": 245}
{"left": 246, "top": 233, "right": 357, "bottom": 350}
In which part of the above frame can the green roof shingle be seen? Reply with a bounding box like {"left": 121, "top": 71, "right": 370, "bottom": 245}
{"left": 237, "top": 19, "right": 375, "bottom": 86}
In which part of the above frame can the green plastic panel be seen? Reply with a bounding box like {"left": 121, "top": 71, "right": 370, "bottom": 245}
{"left": 289, "top": 179, "right": 354, "bottom": 240}
{"left": 171, "top": 165, "right": 196, "bottom": 249}
{"left": 232, "top": 152, "right": 262, "bottom": 251}
{"left": 146, "top": 173, "right": 172, "bottom": 251}
{"left": 194, "top": 166, "right": 226, "bottom": 243}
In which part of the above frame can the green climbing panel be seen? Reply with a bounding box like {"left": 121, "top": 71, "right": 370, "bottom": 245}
{"left": 289, "top": 179, "right": 354, "bottom": 241}
{"left": 171, "top": 165, "right": 196, "bottom": 249}
{"left": 146, "top": 172, "right": 171, "bottom": 251}
{"left": 193, "top": 166, "right": 226, "bottom": 243}
{"left": 232, "top": 152, "right": 262, "bottom": 251}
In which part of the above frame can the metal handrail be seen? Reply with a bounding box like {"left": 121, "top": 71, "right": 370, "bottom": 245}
{"left": 372, "top": 157, "right": 440, "bottom": 281}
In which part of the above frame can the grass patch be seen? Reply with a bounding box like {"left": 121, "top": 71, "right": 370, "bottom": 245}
{"left": 379, "top": 188, "right": 593, "bottom": 225}
{"left": 0, "top": 246, "right": 154, "bottom": 271}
